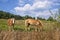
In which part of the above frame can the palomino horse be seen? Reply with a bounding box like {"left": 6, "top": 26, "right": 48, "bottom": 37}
{"left": 7, "top": 18, "right": 15, "bottom": 31}
{"left": 25, "top": 19, "right": 43, "bottom": 31}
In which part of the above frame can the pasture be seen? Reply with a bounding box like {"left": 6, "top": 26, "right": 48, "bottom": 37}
{"left": 0, "top": 19, "right": 59, "bottom": 31}
{"left": 0, "top": 19, "right": 60, "bottom": 40}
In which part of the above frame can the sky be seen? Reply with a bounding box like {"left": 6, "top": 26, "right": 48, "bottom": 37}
{"left": 0, "top": 0, "right": 60, "bottom": 19}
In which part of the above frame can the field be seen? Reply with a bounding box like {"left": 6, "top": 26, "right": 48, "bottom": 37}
{"left": 0, "top": 19, "right": 60, "bottom": 40}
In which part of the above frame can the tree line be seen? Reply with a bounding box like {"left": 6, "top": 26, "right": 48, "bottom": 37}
{"left": 0, "top": 10, "right": 59, "bottom": 21}
{"left": 0, "top": 11, "right": 23, "bottom": 20}
{"left": 0, "top": 11, "right": 46, "bottom": 20}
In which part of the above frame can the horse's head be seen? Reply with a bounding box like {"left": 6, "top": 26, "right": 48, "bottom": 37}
{"left": 38, "top": 20, "right": 43, "bottom": 26}
{"left": 25, "top": 19, "right": 30, "bottom": 27}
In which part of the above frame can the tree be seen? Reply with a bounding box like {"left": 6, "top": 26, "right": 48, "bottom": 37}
{"left": 49, "top": 9, "right": 58, "bottom": 21}
{"left": 37, "top": 17, "right": 45, "bottom": 20}
{"left": 47, "top": 16, "right": 54, "bottom": 21}
{"left": 57, "top": 8, "right": 60, "bottom": 22}
{"left": 23, "top": 15, "right": 33, "bottom": 19}
{"left": 0, "top": 11, "right": 23, "bottom": 19}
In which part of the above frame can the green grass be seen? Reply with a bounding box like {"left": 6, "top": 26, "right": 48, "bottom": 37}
{"left": 0, "top": 19, "right": 60, "bottom": 31}
{"left": 0, "top": 19, "right": 8, "bottom": 30}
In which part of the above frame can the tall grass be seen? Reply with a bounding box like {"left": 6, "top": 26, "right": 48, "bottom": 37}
{"left": 0, "top": 19, "right": 59, "bottom": 31}
{"left": 0, "top": 19, "right": 60, "bottom": 40}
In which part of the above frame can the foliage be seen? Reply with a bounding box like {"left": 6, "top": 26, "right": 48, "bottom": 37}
{"left": 47, "top": 16, "right": 55, "bottom": 21}
{"left": 37, "top": 17, "right": 45, "bottom": 20}
{"left": 57, "top": 8, "right": 60, "bottom": 22}
{"left": 0, "top": 11, "right": 45, "bottom": 20}
{"left": 0, "top": 11, "right": 23, "bottom": 20}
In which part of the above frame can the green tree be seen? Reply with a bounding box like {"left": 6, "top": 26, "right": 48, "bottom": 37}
{"left": 23, "top": 15, "right": 33, "bottom": 19}
{"left": 47, "top": 16, "right": 54, "bottom": 21}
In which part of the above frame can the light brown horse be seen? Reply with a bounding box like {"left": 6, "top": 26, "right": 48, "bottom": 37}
{"left": 25, "top": 19, "right": 43, "bottom": 31}
{"left": 7, "top": 18, "right": 15, "bottom": 31}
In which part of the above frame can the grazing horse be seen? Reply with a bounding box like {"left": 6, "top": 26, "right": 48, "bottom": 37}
{"left": 7, "top": 18, "right": 15, "bottom": 31}
{"left": 25, "top": 19, "right": 43, "bottom": 31}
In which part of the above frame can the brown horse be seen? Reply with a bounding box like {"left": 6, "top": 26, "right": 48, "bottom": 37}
{"left": 25, "top": 19, "right": 43, "bottom": 31}
{"left": 7, "top": 18, "right": 15, "bottom": 31}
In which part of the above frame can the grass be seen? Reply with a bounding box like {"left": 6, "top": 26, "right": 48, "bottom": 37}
{"left": 0, "top": 19, "right": 60, "bottom": 40}
{"left": 0, "top": 19, "right": 60, "bottom": 31}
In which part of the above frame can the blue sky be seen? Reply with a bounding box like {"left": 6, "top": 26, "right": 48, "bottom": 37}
{"left": 0, "top": 0, "right": 60, "bottom": 19}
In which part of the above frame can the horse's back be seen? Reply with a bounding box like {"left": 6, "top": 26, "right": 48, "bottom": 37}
{"left": 25, "top": 19, "right": 40, "bottom": 23}
{"left": 25, "top": 19, "right": 42, "bottom": 26}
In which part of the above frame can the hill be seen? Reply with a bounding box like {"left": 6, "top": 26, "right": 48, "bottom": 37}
{"left": 0, "top": 11, "right": 24, "bottom": 20}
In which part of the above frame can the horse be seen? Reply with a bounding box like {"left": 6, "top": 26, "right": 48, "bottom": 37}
{"left": 25, "top": 19, "right": 43, "bottom": 31}
{"left": 7, "top": 18, "right": 15, "bottom": 31}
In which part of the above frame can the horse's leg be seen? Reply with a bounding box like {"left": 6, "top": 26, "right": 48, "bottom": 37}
{"left": 8, "top": 26, "right": 12, "bottom": 32}
{"left": 27, "top": 26, "right": 30, "bottom": 31}
{"left": 34, "top": 26, "right": 38, "bottom": 32}
{"left": 25, "top": 23, "right": 29, "bottom": 31}
{"left": 39, "top": 23, "right": 43, "bottom": 31}
{"left": 13, "top": 24, "right": 14, "bottom": 29}
{"left": 25, "top": 22, "right": 30, "bottom": 31}
{"left": 35, "top": 25, "right": 40, "bottom": 32}
{"left": 38, "top": 26, "right": 43, "bottom": 32}
{"left": 37, "top": 27, "right": 40, "bottom": 32}
{"left": 12, "top": 24, "right": 14, "bottom": 31}
{"left": 27, "top": 23, "right": 31, "bottom": 31}
{"left": 25, "top": 24, "right": 30, "bottom": 31}
{"left": 9, "top": 24, "right": 14, "bottom": 31}
{"left": 13, "top": 20, "right": 15, "bottom": 30}
{"left": 25, "top": 22, "right": 28, "bottom": 31}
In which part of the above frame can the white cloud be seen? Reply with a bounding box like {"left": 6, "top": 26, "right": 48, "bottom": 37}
{"left": 18, "top": 0, "right": 25, "bottom": 6}
{"left": 14, "top": 7, "right": 58, "bottom": 19}
{"left": 15, "top": 0, "right": 60, "bottom": 11}
{"left": 15, "top": 1, "right": 52, "bottom": 11}
{"left": 14, "top": 0, "right": 59, "bottom": 19}
{"left": 30, "top": 10, "right": 51, "bottom": 19}
{"left": 32, "top": 1, "right": 52, "bottom": 10}
{"left": 23, "top": 4, "right": 31, "bottom": 11}
{"left": 15, "top": 4, "right": 31, "bottom": 11}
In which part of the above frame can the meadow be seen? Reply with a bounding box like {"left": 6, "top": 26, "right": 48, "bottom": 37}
{"left": 0, "top": 19, "right": 59, "bottom": 31}
{"left": 0, "top": 19, "right": 60, "bottom": 40}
